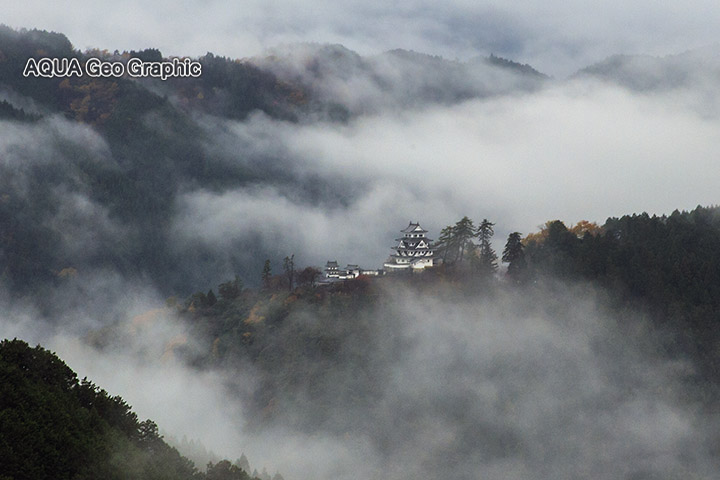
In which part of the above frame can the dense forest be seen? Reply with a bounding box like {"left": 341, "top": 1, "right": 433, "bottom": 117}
{"left": 0, "top": 338, "right": 279, "bottom": 480}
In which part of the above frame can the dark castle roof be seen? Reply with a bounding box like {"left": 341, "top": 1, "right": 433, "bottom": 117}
{"left": 400, "top": 222, "right": 428, "bottom": 234}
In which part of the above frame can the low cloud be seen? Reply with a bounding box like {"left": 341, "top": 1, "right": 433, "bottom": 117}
{"left": 5, "top": 279, "right": 713, "bottom": 479}
{"left": 176, "top": 77, "right": 720, "bottom": 277}
{"left": 7, "top": 1, "right": 720, "bottom": 76}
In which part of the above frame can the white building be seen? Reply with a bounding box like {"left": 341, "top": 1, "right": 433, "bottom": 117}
{"left": 322, "top": 261, "right": 384, "bottom": 283}
{"left": 383, "top": 222, "right": 435, "bottom": 272}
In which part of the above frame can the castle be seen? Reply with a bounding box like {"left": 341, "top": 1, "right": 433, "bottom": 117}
{"left": 323, "top": 222, "right": 436, "bottom": 282}
{"left": 383, "top": 222, "right": 436, "bottom": 271}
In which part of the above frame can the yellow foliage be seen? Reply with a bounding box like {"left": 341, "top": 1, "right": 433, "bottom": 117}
{"left": 245, "top": 303, "right": 266, "bottom": 325}
{"left": 62, "top": 77, "right": 119, "bottom": 125}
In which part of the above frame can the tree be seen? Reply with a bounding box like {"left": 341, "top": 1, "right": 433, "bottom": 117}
{"left": 454, "top": 216, "right": 476, "bottom": 263}
{"left": 297, "top": 266, "right": 321, "bottom": 288}
{"left": 502, "top": 232, "right": 526, "bottom": 280}
{"left": 235, "top": 453, "right": 250, "bottom": 473}
{"left": 206, "top": 289, "right": 217, "bottom": 306}
{"left": 475, "top": 218, "right": 498, "bottom": 276}
{"left": 137, "top": 419, "right": 163, "bottom": 453}
{"left": 283, "top": 254, "right": 295, "bottom": 291}
{"left": 436, "top": 217, "right": 476, "bottom": 265}
{"left": 436, "top": 225, "right": 457, "bottom": 264}
{"left": 261, "top": 259, "right": 272, "bottom": 290}
{"left": 206, "top": 460, "right": 252, "bottom": 480}
{"left": 219, "top": 275, "right": 243, "bottom": 300}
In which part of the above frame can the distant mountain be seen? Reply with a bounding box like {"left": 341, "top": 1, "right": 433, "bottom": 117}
{"left": 574, "top": 46, "right": 720, "bottom": 91}
{"left": 0, "top": 26, "right": 550, "bottom": 301}
{"left": 253, "top": 43, "right": 549, "bottom": 115}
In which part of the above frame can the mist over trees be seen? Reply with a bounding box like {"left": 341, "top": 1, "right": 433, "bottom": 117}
{"left": 3, "top": 23, "right": 720, "bottom": 480}
{"left": 0, "top": 26, "right": 549, "bottom": 302}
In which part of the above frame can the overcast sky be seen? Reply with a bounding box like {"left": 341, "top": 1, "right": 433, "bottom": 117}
{"left": 5, "top": 0, "right": 720, "bottom": 76}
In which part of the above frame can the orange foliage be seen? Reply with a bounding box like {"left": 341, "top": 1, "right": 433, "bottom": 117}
{"left": 523, "top": 221, "right": 555, "bottom": 245}
{"left": 570, "top": 220, "right": 603, "bottom": 238}
{"left": 524, "top": 220, "right": 602, "bottom": 245}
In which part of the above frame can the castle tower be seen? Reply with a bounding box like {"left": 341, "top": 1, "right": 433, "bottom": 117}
{"left": 383, "top": 222, "right": 435, "bottom": 271}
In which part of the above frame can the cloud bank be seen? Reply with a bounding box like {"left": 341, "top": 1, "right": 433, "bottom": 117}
{"left": 6, "top": 1, "right": 720, "bottom": 76}
{"left": 175, "top": 77, "right": 720, "bottom": 273}
{"left": 4, "top": 279, "right": 716, "bottom": 480}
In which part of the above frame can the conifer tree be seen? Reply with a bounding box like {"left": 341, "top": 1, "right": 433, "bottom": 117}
{"left": 454, "top": 216, "right": 476, "bottom": 263}
{"left": 283, "top": 254, "right": 295, "bottom": 291}
{"left": 475, "top": 218, "right": 498, "bottom": 276}
{"left": 502, "top": 231, "right": 526, "bottom": 280}
{"left": 206, "top": 289, "right": 217, "bottom": 306}
{"left": 436, "top": 225, "right": 457, "bottom": 264}
{"left": 261, "top": 259, "right": 272, "bottom": 289}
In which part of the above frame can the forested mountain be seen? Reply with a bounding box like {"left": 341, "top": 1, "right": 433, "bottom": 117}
{"left": 172, "top": 206, "right": 720, "bottom": 407}
{"left": 0, "top": 338, "right": 264, "bottom": 480}
{"left": 98, "top": 205, "right": 720, "bottom": 479}
{"left": 0, "top": 26, "right": 548, "bottom": 303}
{"left": 3, "top": 23, "right": 720, "bottom": 479}
{"left": 5, "top": 205, "right": 720, "bottom": 478}
{"left": 522, "top": 206, "right": 720, "bottom": 381}
{"left": 253, "top": 44, "right": 547, "bottom": 115}
{"left": 574, "top": 46, "right": 720, "bottom": 92}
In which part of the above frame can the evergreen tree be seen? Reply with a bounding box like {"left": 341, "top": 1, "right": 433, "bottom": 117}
{"left": 475, "top": 218, "right": 498, "bottom": 276}
{"left": 206, "top": 460, "right": 252, "bottom": 480}
{"left": 454, "top": 216, "right": 476, "bottom": 263}
{"left": 502, "top": 231, "right": 526, "bottom": 281}
{"left": 283, "top": 254, "right": 295, "bottom": 291}
{"left": 235, "top": 453, "right": 250, "bottom": 473}
{"left": 206, "top": 289, "right": 218, "bottom": 306}
{"left": 261, "top": 259, "right": 272, "bottom": 289}
{"left": 436, "top": 225, "right": 457, "bottom": 264}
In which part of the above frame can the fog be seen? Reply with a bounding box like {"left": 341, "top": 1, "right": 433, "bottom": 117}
{"left": 175, "top": 76, "right": 720, "bottom": 272}
{"left": 2, "top": 278, "right": 717, "bottom": 479}
{"left": 4, "top": 44, "right": 720, "bottom": 284}
{"left": 6, "top": 1, "right": 720, "bottom": 76}
{"left": 2, "top": 28, "right": 720, "bottom": 479}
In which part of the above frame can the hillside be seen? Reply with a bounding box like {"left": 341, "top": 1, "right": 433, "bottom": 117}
{"left": 3, "top": 23, "right": 720, "bottom": 478}
{"left": 136, "top": 207, "right": 720, "bottom": 438}
{"left": 0, "top": 338, "right": 269, "bottom": 480}
{"left": 0, "top": 26, "right": 549, "bottom": 302}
